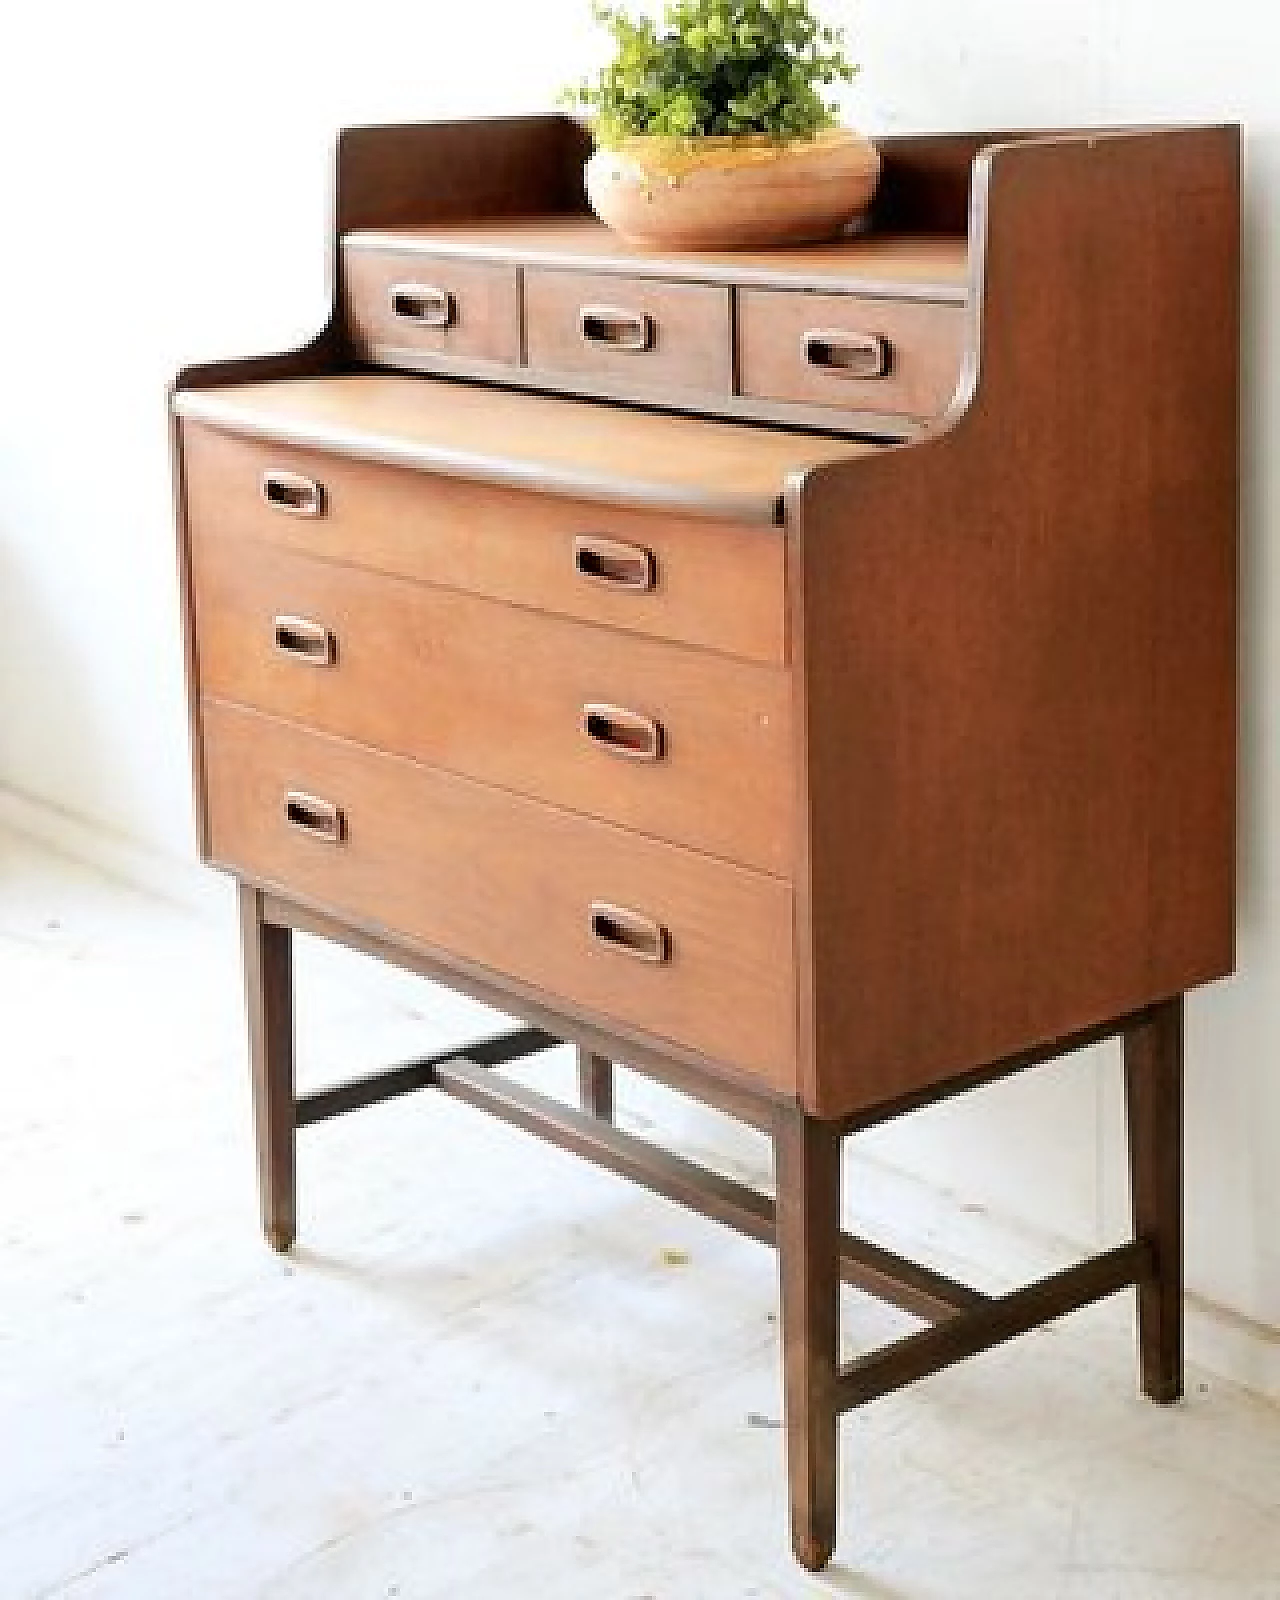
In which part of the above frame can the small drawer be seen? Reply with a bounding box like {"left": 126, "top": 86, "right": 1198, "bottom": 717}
{"left": 189, "top": 540, "right": 794, "bottom": 874}
{"left": 342, "top": 243, "right": 520, "bottom": 368}
{"left": 181, "top": 423, "right": 787, "bottom": 665}
{"left": 525, "top": 269, "right": 732, "bottom": 395}
{"left": 203, "top": 702, "right": 797, "bottom": 1088}
{"left": 738, "top": 289, "right": 966, "bottom": 419}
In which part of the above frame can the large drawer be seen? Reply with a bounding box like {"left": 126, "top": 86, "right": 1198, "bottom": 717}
{"left": 191, "top": 539, "right": 793, "bottom": 874}
{"left": 738, "top": 289, "right": 965, "bottom": 418}
{"left": 203, "top": 702, "right": 797, "bottom": 1088}
{"left": 181, "top": 423, "right": 787, "bottom": 665}
{"left": 343, "top": 245, "right": 521, "bottom": 368}
{"left": 524, "top": 268, "right": 733, "bottom": 396}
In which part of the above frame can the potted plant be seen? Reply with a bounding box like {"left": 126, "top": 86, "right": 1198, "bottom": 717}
{"left": 566, "top": 0, "right": 878, "bottom": 249}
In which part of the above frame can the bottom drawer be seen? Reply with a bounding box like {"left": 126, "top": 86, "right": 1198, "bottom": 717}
{"left": 203, "top": 702, "right": 796, "bottom": 1089}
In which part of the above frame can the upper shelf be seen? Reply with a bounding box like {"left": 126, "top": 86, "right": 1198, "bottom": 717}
{"left": 340, "top": 211, "right": 973, "bottom": 440}
{"left": 173, "top": 121, "right": 1240, "bottom": 473}
{"left": 319, "top": 121, "right": 987, "bottom": 441}
{"left": 344, "top": 216, "right": 971, "bottom": 305}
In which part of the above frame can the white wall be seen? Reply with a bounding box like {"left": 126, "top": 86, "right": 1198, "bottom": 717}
{"left": 854, "top": 0, "right": 1280, "bottom": 1394}
{"left": 1, "top": 2, "right": 1276, "bottom": 1386}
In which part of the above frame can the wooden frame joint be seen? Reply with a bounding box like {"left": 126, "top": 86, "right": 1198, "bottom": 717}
{"left": 836, "top": 1239, "right": 1152, "bottom": 1412}
{"left": 295, "top": 1026, "right": 560, "bottom": 1127}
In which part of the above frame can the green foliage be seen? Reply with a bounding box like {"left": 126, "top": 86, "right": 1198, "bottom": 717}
{"left": 566, "top": 0, "right": 857, "bottom": 145}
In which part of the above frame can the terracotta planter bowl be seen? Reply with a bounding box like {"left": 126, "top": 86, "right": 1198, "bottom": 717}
{"left": 584, "top": 129, "right": 882, "bottom": 251}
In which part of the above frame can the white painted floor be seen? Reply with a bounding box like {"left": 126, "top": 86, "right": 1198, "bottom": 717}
{"left": 2, "top": 827, "right": 1279, "bottom": 1599}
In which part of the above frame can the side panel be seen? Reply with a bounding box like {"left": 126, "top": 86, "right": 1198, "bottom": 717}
{"left": 794, "top": 128, "right": 1240, "bottom": 1119}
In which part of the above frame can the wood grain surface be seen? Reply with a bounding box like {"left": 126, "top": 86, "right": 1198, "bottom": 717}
{"left": 789, "top": 126, "right": 1239, "bottom": 1118}
{"left": 738, "top": 289, "right": 965, "bottom": 418}
{"left": 204, "top": 701, "right": 798, "bottom": 1087}
{"left": 180, "top": 422, "right": 789, "bottom": 663}
{"left": 524, "top": 267, "right": 732, "bottom": 395}
{"left": 190, "top": 537, "right": 794, "bottom": 873}
{"left": 1124, "top": 997, "right": 1185, "bottom": 1405}
{"left": 333, "top": 115, "right": 593, "bottom": 236}
{"left": 775, "top": 1108, "right": 842, "bottom": 1572}
{"left": 264, "top": 890, "right": 789, "bottom": 1126}
{"left": 343, "top": 248, "right": 520, "bottom": 367}
{"left": 345, "top": 216, "right": 970, "bottom": 301}
{"left": 238, "top": 883, "right": 296, "bottom": 1254}
{"left": 174, "top": 374, "right": 877, "bottom": 526}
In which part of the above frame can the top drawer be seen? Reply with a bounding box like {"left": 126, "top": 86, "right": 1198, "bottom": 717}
{"left": 343, "top": 246, "right": 520, "bottom": 368}
{"left": 738, "top": 289, "right": 965, "bottom": 419}
{"left": 180, "top": 423, "right": 787, "bottom": 666}
{"left": 525, "top": 269, "right": 732, "bottom": 396}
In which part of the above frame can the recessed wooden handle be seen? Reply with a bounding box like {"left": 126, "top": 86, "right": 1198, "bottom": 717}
{"left": 273, "top": 615, "right": 336, "bottom": 667}
{"left": 802, "top": 329, "right": 890, "bottom": 379}
{"left": 389, "top": 282, "right": 455, "bottom": 328}
{"left": 573, "top": 535, "right": 657, "bottom": 592}
{"left": 588, "top": 902, "right": 671, "bottom": 964}
{"left": 582, "top": 703, "right": 665, "bottom": 762}
{"left": 579, "top": 304, "right": 654, "bottom": 352}
{"left": 283, "top": 790, "right": 346, "bottom": 844}
{"left": 261, "top": 469, "right": 325, "bottom": 517}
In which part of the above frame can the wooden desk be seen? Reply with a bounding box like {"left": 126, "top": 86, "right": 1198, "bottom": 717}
{"left": 171, "top": 117, "right": 1239, "bottom": 1570}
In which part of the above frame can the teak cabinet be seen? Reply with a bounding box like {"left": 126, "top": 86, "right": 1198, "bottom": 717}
{"left": 171, "top": 117, "right": 1239, "bottom": 1571}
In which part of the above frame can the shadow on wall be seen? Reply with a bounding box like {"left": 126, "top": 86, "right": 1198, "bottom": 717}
{"left": 1236, "top": 135, "right": 1272, "bottom": 940}
{"left": 0, "top": 370, "right": 198, "bottom": 863}
{"left": 0, "top": 513, "right": 115, "bottom": 830}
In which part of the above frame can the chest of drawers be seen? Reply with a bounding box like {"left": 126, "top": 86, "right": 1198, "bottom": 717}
{"left": 171, "top": 116, "right": 1239, "bottom": 1570}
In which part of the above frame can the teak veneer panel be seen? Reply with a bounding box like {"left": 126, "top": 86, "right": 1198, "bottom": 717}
{"left": 333, "top": 116, "right": 593, "bottom": 235}
{"left": 789, "top": 127, "right": 1239, "bottom": 1118}
{"left": 524, "top": 268, "right": 733, "bottom": 395}
{"left": 174, "top": 373, "right": 876, "bottom": 525}
{"left": 191, "top": 539, "right": 794, "bottom": 873}
{"left": 341, "top": 219, "right": 971, "bottom": 435}
{"left": 203, "top": 701, "right": 797, "bottom": 1088}
{"left": 343, "top": 250, "right": 520, "bottom": 367}
{"left": 739, "top": 290, "right": 966, "bottom": 419}
{"left": 345, "top": 216, "right": 971, "bottom": 302}
{"left": 180, "top": 423, "right": 788, "bottom": 664}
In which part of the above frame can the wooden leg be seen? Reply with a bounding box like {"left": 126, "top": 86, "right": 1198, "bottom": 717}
{"left": 577, "top": 1047, "right": 614, "bottom": 1123}
{"left": 774, "top": 1106, "right": 842, "bottom": 1572}
{"left": 1123, "top": 996, "right": 1184, "bottom": 1405}
{"left": 239, "top": 882, "right": 296, "bottom": 1253}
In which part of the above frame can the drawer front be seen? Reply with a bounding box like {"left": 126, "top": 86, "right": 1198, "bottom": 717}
{"left": 204, "top": 702, "right": 797, "bottom": 1088}
{"left": 343, "top": 244, "right": 520, "bottom": 367}
{"left": 181, "top": 423, "right": 786, "bottom": 665}
{"left": 738, "top": 290, "right": 965, "bottom": 418}
{"left": 191, "top": 541, "right": 793, "bottom": 874}
{"left": 525, "top": 269, "right": 732, "bottom": 395}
